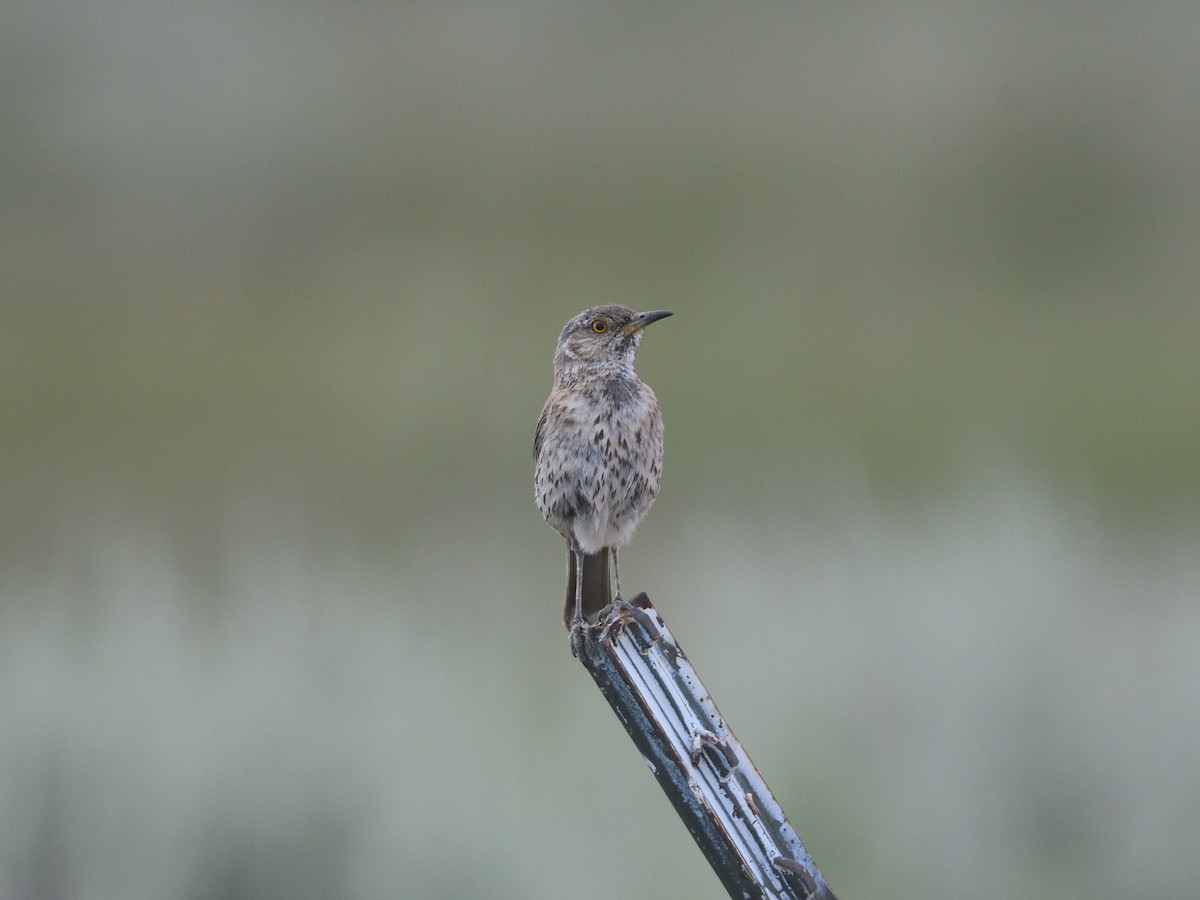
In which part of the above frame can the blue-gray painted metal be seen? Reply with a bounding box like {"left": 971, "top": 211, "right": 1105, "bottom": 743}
{"left": 579, "top": 596, "right": 837, "bottom": 900}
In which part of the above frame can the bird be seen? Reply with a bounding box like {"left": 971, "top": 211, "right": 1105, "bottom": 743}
{"left": 534, "top": 305, "right": 672, "bottom": 654}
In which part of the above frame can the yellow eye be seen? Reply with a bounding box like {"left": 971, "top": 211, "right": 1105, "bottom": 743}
{"left": 591, "top": 319, "right": 607, "bottom": 334}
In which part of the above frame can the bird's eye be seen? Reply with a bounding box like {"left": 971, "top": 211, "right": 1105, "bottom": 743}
{"left": 591, "top": 319, "right": 607, "bottom": 334}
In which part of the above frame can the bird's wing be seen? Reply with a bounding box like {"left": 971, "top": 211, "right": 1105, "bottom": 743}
{"left": 533, "top": 400, "right": 549, "bottom": 460}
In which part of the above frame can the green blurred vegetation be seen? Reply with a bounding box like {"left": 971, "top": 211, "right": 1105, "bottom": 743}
{"left": 2, "top": 2, "right": 1198, "bottom": 899}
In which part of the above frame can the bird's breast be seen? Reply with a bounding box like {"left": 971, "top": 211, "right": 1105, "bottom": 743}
{"left": 534, "top": 377, "right": 663, "bottom": 542}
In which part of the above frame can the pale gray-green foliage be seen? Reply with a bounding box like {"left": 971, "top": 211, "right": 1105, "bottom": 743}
{"left": 2, "top": 2, "right": 1198, "bottom": 898}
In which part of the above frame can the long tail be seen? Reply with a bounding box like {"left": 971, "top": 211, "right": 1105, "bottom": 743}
{"left": 564, "top": 545, "right": 613, "bottom": 628}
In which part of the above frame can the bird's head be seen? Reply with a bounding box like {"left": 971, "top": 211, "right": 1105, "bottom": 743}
{"left": 553, "top": 305, "right": 673, "bottom": 376}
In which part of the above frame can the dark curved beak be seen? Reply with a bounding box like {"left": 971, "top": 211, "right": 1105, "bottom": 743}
{"left": 622, "top": 309, "right": 673, "bottom": 336}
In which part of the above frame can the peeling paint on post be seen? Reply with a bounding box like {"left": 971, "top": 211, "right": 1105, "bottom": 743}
{"left": 577, "top": 593, "right": 838, "bottom": 900}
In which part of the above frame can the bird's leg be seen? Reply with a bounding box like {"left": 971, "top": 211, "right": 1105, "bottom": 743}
{"left": 568, "top": 545, "right": 586, "bottom": 657}
{"left": 598, "top": 548, "right": 636, "bottom": 644}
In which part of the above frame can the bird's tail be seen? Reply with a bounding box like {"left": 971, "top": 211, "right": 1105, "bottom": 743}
{"left": 564, "top": 546, "right": 613, "bottom": 628}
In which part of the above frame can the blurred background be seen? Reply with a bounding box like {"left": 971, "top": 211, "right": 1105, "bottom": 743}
{"left": 3, "top": 2, "right": 1199, "bottom": 898}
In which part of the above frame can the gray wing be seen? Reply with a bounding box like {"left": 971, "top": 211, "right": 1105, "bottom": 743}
{"left": 533, "top": 402, "right": 549, "bottom": 460}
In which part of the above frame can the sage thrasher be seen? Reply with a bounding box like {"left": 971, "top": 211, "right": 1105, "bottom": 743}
{"left": 534, "top": 305, "right": 672, "bottom": 653}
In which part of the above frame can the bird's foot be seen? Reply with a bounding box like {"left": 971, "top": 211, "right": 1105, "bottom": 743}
{"left": 598, "top": 594, "right": 642, "bottom": 644}
{"left": 599, "top": 592, "right": 662, "bottom": 646}
{"left": 597, "top": 596, "right": 627, "bottom": 644}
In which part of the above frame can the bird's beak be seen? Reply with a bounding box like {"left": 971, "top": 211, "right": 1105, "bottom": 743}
{"left": 622, "top": 309, "right": 674, "bottom": 336}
